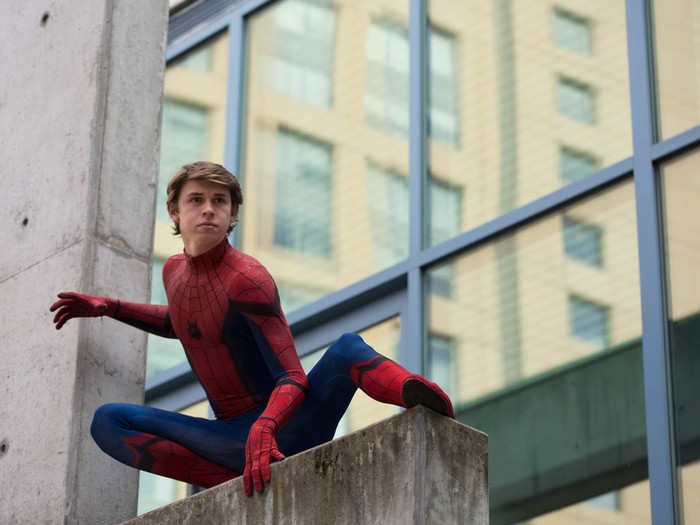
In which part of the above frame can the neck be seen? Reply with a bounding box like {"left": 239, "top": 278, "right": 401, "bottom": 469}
{"left": 183, "top": 235, "right": 226, "bottom": 257}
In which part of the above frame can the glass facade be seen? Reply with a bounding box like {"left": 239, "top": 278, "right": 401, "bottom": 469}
{"left": 652, "top": 0, "right": 700, "bottom": 140}
{"left": 138, "top": 0, "right": 700, "bottom": 522}
{"left": 661, "top": 150, "right": 700, "bottom": 524}
{"left": 426, "top": 0, "right": 632, "bottom": 246}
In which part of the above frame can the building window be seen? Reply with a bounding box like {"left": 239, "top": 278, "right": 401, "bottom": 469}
{"left": 560, "top": 146, "right": 598, "bottom": 183}
{"left": 274, "top": 0, "right": 336, "bottom": 108}
{"left": 274, "top": 129, "right": 332, "bottom": 257}
{"left": 553, "top": 8, "right": 591, "bottom": 54}
{"left": 558, "top": 77, "right": 595, "bottom": 124}
{"left": 585, "top": 491, "right": 620, "bottom": 512}
{"left": 277, "top": 282, "right": 327, "bottom": 314}
{"left": 366, "top": 167, "right": 462, "bottom": 276}
{"left": 427, "top": 334, "right": 456, "bottom": 400}
{"left": 366, "top": 21, "right": 459, "bottom": 146}
{"left": 366, "top": 164, "right": 409, "bottom": 268}
{"left": 429, "top": 27, "right": 460, "bottom": 146}
{"left": 158, "top": 100, "right": 208, "bottom": 223}
{"left": 568, "top": 295, "right": 609, "bottom": 349}
{"left": 180, "top": 44, "right": 212, "bottom": 72}
{"left": 365, "top": 20, "right": 410, "bottom": 138}
{"left": 428, "top": 176, "right": 462, "bottom": 246}
{"left": 563, "top": 217, "right": 603, "bottom": 267}
{"left": 427, "top": 176, "right": 462, "bottom": 298}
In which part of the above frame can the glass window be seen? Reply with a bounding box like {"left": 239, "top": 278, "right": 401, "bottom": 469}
{"left": 553, "top": 9, "right": 591, "bottom": 54}
{"left": 428, "top": 175, "right": 462, "bottom": 246}
{"left": 427, "top": 334, "right": 455, "bottom": 400}
{"left": 560, "top": 146, "right": 599, "bottom": 183}
{"left": 277, "top": 281, "right": 328, "bottom": 314}
{"left": 243, "top": 0, "right": 411, "bottom": 312}
{"left": 531, "top": 483, "right": 650, "bottom": 524}
{"left": 569, "top": 294, "right": 609, "bottom": 348}
{"left": 558, "top": 77, "right": 595, "bottom": 124}
{"left": 365, "top": 20, "right": 410, "bottom": 138}
{"left": 147, "top": 31, "right": 229, "bottom": 377}
{"left": 273, "top": 129, "right": 332, "bottom": 257}
{"left": 563, "top": 216, "right": 603, "bottom": 267}
{"left": 661, "top": 149, "right": 700, "bottom": 524}
{"left": 426, "top": 179, "right": 648, "bottom": 521}
{"left": 366, "top": 164, "right": 409, "bottom": 267}
{"left": 652, "top": 0, "right": 700, "bottom": 139}
{"left": 272, "top": 0, "right": 336, "bottom": 107}
{"left": 427, "top": 1, "right": 631, "bottom": 246}
{"left": 429, "top": 27, "right": 459, "bottom": 146}
{"left": 365, "top": 165, "right": 462, "bottom": 270}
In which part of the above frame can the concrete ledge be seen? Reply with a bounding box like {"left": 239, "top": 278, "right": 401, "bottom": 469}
{"left": 124, "top": 407, "right": 488, "bottom": 524}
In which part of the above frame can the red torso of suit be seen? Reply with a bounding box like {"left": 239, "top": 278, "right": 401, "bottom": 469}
{"left": 162, "top": 238, "right": 307, "bottom": 420}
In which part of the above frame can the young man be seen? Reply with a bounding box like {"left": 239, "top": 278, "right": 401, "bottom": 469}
{"left": 50, "top": 161, "right": 454, "bottom": 496}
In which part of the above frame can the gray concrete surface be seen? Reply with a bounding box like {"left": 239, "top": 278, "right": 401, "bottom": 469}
{"left": 125, "top": 407, "right": 488, "bottom": 525}
{"left": 0, "top": 1, "right": 168, "bottom": 523}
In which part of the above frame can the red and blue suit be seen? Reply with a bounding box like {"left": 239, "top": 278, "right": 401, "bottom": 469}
{"left": 54, "top": 238, "right": 454, "bottom": 493}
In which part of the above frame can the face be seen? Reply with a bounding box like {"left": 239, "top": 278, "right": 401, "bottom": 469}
{"left": 168, "top": 179, "right": 237, "bottom": 247}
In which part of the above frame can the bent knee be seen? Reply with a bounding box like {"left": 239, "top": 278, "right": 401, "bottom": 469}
{"left": 91, "top": 403, "right": 126, "bottom": 443}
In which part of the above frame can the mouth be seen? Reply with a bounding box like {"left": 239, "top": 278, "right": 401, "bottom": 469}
{"left": 197, "top": 223, "right": 218, "bottom": 229}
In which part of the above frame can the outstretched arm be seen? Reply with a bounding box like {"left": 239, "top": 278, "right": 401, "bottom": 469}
{"left": 50, "top": 292, "right": 177, "bottom": 338}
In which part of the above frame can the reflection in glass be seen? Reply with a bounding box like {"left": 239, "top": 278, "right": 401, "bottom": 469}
{"left": 137, "top": 401, "right": 210, "bottom": 514}
{"left": 531, "top": 482, "right": 651, "bottom": 524}
{"left": 661, "top": 149, "right": 700, "bottom": 524}
{"left": 272, "top": 0, "right": 336, "bottom": 107}
{"left": 426, "top": 179, "right": 648, "bottom": 521}
{"left": 243, "top": 0, "right": 410, "bottom": 314}
{"left": 427, "top": 1, "right": 631, "bottom": 245}
{"left": 146, "top": 31, "right": 230, "bottom": 377}
{"left": 558, "top": 77, "right": 595, "bottom": 124}
{"left": 653, "top": 0, "right": 700, "bottom": 139}
{"left": 273, "top": 129, "right": 332, "bottom": 257}
{"left": 553, "top": 9, "right": 592, "bottom": 54}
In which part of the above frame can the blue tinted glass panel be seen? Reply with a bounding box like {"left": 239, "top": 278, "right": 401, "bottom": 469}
{"left": 569, "top": 295, "right": 609, "bottom": 348}
{"left": 274, "top": 129, "right": 332, "bottom": 257}
{"left": 553, "top": 9, "right": 591, "bottom": 54}
{"left": 563, "top": 217, "right": 603, "bottom": 267}
{"left": 560, "top": 146, "right": 599, "bottom": 183}
{"left": 558, "top": 77, "right": 595, "bottom": 123}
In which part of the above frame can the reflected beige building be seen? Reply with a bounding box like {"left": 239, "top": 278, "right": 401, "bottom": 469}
{"left": 140, "top": 0, "right": 700, "bottom": 522}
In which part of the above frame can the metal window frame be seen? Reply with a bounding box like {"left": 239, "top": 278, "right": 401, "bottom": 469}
{"left": 146, "top": 0, "right": 700, "bottom": 522}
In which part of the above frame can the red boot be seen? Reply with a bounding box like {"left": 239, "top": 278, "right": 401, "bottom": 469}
{"left": 350, "top": 355, "right": 455, "bottom": 419}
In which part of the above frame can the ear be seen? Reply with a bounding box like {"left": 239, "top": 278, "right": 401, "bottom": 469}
{"left": 231, "top": 204, "right": 239, "bottom": 223}
{"left": 167, "top": 202, "right": 179, "bottom": 225}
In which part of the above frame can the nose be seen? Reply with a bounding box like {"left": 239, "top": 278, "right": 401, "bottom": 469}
{"left": 201, "top": 199, "right": 215, "bottom": 215}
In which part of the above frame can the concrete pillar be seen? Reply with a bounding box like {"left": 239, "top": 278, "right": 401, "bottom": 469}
{"left": 124, "top": 407, "right": 489, "bottom": 525}
{"left": 0, "top": 1, "right": 168, "bottom": 523}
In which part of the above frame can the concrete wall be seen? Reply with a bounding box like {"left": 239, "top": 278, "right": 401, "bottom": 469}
{"left": 0, "top": 1, "right": 168, "bottom": 523}
{"left": 125, "top": 406, "right": 489, "bottom": 525}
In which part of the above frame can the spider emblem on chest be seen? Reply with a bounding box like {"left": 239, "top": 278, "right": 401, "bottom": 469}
{"left": 187, "top": 320, "right": 202, "bottom": 340}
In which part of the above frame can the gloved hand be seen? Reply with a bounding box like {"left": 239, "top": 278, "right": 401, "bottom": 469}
{"left": 244, "top": 418, "right": 285, "bottom": 496}
{"left": 50, "top": 292, "right": 115, "bottom": 329}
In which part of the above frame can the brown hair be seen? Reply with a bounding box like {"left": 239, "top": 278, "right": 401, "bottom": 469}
{"left": 167, "top": 161, "right": 243, "bottom": 235}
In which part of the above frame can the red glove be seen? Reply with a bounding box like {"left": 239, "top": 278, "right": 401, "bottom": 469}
{"left": 244, "top": 418, "right": 285, "bottom": 496}
{"left": 50, "top": 292, "right": 115, "bottom": 330}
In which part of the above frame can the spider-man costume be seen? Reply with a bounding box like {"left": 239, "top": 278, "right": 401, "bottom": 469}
{"left": 60, "top": 238, "right": 453, "bottom": 494}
